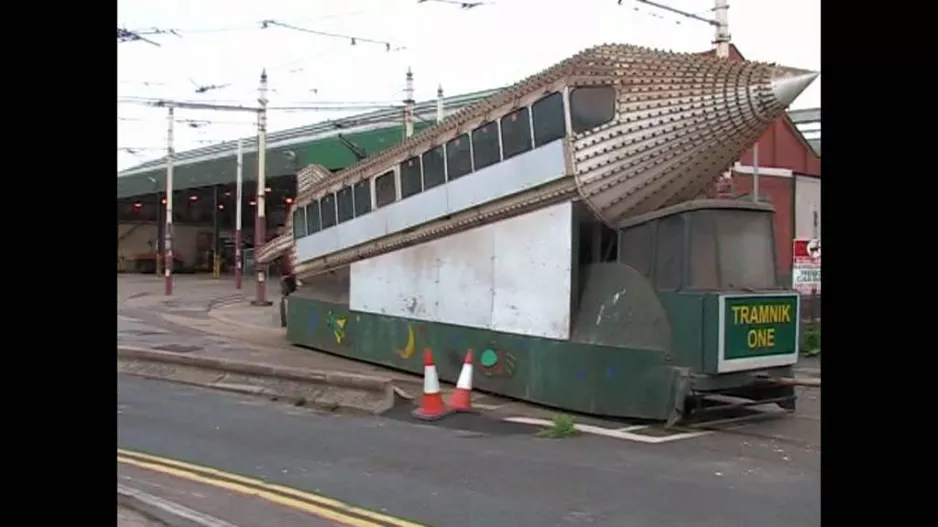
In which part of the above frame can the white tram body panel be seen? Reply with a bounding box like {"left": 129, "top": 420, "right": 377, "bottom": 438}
{"left": 349, "top": 202, "right": 574, "bottom": 340}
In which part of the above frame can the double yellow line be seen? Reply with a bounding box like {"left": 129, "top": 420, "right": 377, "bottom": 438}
{"left": 117, "top": 448, "right": 425, "bottom": 527}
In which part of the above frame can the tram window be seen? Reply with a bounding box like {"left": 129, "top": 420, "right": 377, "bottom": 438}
{"left": 716, "top": 210, "right": 776, "bottom": 289}
{"left": 337, "top": 186, "right": 354, "bottom": 224}
{"left": 374, "top": 171, "right": 396, "bottom": 208}
{"left": 570, "top": 86, "right": 616, "bottom": 134}
{"left": 687, "top": 211, "right": 719, "bottom": 289}
{"left": 353, "top": 180, "right": 371, "bottom": 217}
{"left": 500, "top": 107, "right": 532, "bottom": 160}
{"left": 292, "top": 206, "right": 307, "bottom": 239}
{"left": 446, "top": 134, "right": 472, "bottom": 180}
{"left": 654, "top": 215, "right": 684, "bottom": 290}
{"left": 532, "top": 92, "right": 566, "bottom": 146}
{"left": 422, "top": 145, "right": 446, "bottom": 190}
{"left": 400, "top": 157, "right": 422, "bottom": 199}
{"left": 305, "top": 200, "right": 321, "bottom": 234}
{"left": 320, "top": 193, "right": 337, "bottom": 229}
{"left": 471, "top": 121, "right": 500, "bottom": 170}
{"left": 618, "top": 223, "right": 653, "bottom": 276}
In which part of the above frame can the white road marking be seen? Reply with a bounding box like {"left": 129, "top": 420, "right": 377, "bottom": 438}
{"left": 616, "top": 425, "right": 649, "bottom": 432}
{"left": 502, "top": 417, "right": 712, "bottom": 444}
{"left": 473, "top": 402, "right": 506, "bottom": 411}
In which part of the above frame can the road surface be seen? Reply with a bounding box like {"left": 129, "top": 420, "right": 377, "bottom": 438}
{"left": 117, "top": 374, "right": 820, "bottom": 527}
{"left": 117, "top": 506, "right": 165, "bottom": 527}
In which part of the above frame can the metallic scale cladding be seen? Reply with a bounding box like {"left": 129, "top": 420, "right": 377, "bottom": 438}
{"left": 256, "top": 43, "right": 817, "bottom": 281}
{"left": 569, "top": 46, "right": 817, "bottom": 225}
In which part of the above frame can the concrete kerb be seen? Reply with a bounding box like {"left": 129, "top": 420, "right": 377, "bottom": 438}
{"left": 117, "top": 347, "right": 399, "bottom": 415}
{"left": 207, "top": 304, "right": 284, "bottom": 335}
{"left": 118, "top": 484, "right": 239, "bottom": 527}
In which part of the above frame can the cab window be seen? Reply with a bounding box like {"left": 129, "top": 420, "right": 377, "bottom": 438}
{"left": 292, "top": 206, "right": 307, "bottom": 239}
{"left": 532, "top": 92, "right": 566, "bottom": 146}
{"left": 570, "top": 86, "right": 616, "bottom": 134}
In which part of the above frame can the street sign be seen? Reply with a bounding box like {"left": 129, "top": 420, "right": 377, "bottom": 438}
{"left": 806, "top": 238, "right": 820, "bottom": 258}
{"left": 792, "top": 238, "right": 821, "bottom": 294}
{"left": 717, "top": 293, "right": 800, "bottom": 373}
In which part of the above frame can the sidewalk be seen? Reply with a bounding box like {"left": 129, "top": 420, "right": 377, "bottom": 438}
{"left": 117, "top": 275, "right": 426, "bottom": 387}
{"left": 794, "top": 356, "right": 821, "bottom": 379}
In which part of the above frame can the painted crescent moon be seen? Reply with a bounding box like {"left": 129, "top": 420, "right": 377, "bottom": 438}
{"left": 396, "top": 325, "right": 415, "bottom": 359}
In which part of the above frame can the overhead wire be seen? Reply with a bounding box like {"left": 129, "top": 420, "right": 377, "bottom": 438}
{"left": 118, "top": 4, "right": 424, "bottom": 169}
{"left": 119, "top": 7, "right": 411, "bottom": 94}
{"left": 618, "top": 0, "right": 718, "bottom": 26}
{"left": 117, "top": 95, "right": 400, "bottom": 112}
{"left": 120, "top": 8, "right": 385, "bottom": 38}
{"left": 259, "top": 19, "right": 403, "bottom": 52}
{"left": 119, "top": 116, "right": 257, "bottom": 126}
{"left": 417, "top": 0, "right": 495, "bottom": 9}
{"left": 119, "top": 42, "right": 392, "bottom": 98}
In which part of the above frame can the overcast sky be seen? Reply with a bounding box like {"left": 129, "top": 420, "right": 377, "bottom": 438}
{"left": 117, "top": 0, "right": 820, "bottom": 171}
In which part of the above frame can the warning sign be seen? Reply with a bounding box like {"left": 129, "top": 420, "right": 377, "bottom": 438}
{"left": 792, "top": 238, "right": 821, "bottom": 294}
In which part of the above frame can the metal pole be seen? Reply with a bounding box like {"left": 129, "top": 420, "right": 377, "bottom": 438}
{"left": 436, "top": 85, "right": 444, "bottom": 123}
{"left": 752, "top": 143, "right": 760, "bottom": 202}
{"left": 164, "top": 106, "right": 175, "bottom": 295}
{"left": 155, "top": 192, "right": 162, "bottom": 277}
{"left": 212, "top": 185, "right": 220, "bottom": 278}
{"left": 234, "top": 139, "right": 244, "bottom": 290}
{"left": 403, "top": 68, "right": 415, "bottom": 138}
{"left": 252, "top": 69, "right": 272, "bottom": 306}
{"left": 714, "top": 0, "right": 731, "bottom": 59}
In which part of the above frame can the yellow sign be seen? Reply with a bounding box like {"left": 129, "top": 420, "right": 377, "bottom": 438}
{"left": 721, "top": 294, "right": 800, "bottom": 366}
{"left": 731, "top": 304, "right": 792, "bottom": 350}
{"left": 731, "top": 305, "right": 792, "bottom": 325}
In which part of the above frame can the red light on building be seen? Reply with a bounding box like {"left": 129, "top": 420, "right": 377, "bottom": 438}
{"left": 189, "top": 195, "right": 199, "bottom": 201}
{"left": 285, "top": 197, "right": 294, "bottom": 204}
{"left": 250, "top": 200, "right": 257, "bottom": 206}
{"left": 161, "top": 198, "right": 167, "bottom": 204}
{"left": 133, "top": 202, "right": 142, "bottom": 208}
{"left": 218, "top": 204, "right": 225, "bottom": 210}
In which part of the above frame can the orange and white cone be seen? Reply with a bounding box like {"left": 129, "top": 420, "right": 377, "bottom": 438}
{"left": 412, "top": 349, "right": 452, "bottom": 421}
{"left": 447, "top": 350, "right": 474, "bottom": 412}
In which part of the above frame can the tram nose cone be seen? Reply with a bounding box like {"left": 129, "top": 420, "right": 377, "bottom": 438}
{"left": 770, "top": 67, "right": 819, "bottom": 108}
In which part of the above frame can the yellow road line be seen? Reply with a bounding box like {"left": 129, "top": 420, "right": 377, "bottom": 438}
{"left": 117, "top": 448, "right": 425, "bottom": 527}
{"left": 118, "top": 455, "right": 379, "bottom": 527}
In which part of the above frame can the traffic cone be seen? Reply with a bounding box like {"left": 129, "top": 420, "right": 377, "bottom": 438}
{"left": 447, "top": 350, "right": 474, "bottom": 412}
{"left": 412, "top": 349, "right": 452, "bottom": 421}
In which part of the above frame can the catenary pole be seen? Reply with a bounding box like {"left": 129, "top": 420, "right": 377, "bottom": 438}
{"left": 251, "top": 69, "right": 272, "bottom": 306}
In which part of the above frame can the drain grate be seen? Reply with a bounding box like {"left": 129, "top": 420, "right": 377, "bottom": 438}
{"left": 153, "top": 344, "right": 202, "bottom": 353}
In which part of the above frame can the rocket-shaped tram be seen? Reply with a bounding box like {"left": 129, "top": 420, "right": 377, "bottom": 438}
{"left": 257, "top": 44, "right": 819, "bottom": 425}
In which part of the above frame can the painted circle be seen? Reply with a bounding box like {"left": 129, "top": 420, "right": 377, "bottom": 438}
{"left": 480, "top": 348, "right": 498, "bottom": 367}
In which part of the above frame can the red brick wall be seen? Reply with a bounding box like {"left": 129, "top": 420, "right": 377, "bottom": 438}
{"left": 738, "top": 122, "right": 820, "bottom": 177}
